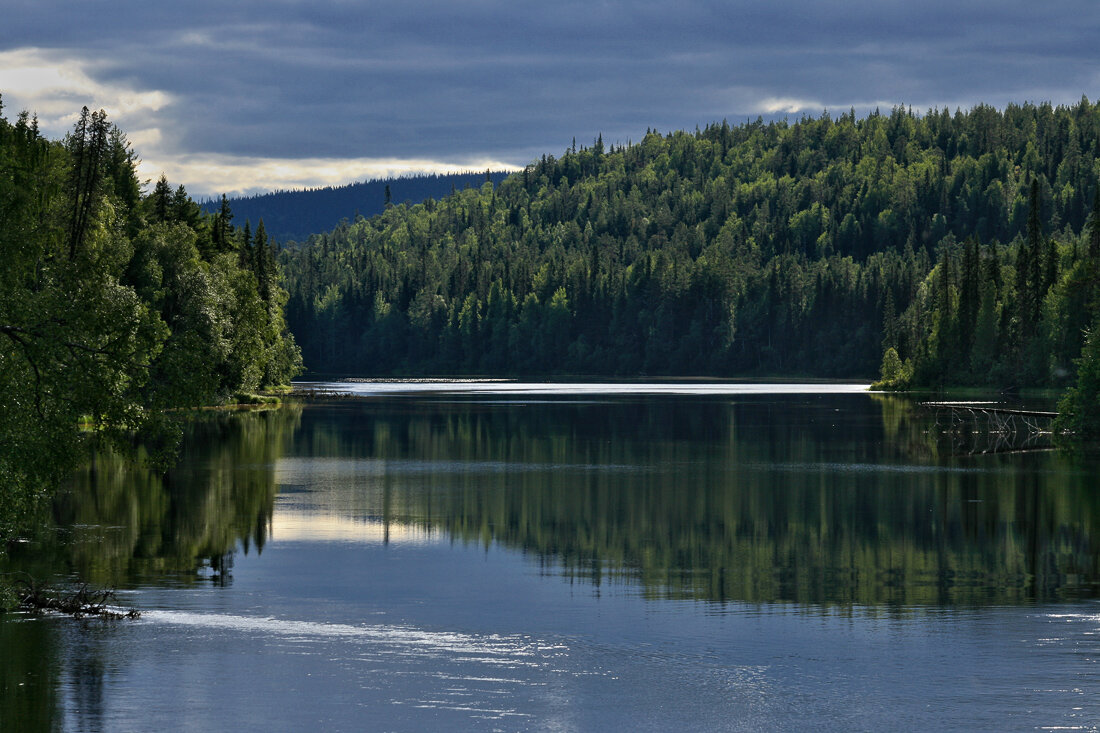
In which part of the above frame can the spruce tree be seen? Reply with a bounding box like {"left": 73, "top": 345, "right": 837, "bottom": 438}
{"left": 150, "top": 174, "right": 172, "bottom": 223}
{"left": 1019, "top": 177, "right": 1043, "bottom": 340}
{"left": 254, "top": 219, "right": 272, "bottom": 305}
{"left": 240, "top": 221, "right": 253, "bottom": 270}
{"left": 210, "top": 194, "right": 234, "bottom": 256}
{"left": 1090, "top": 187, "right": 1100, "bottom": 262}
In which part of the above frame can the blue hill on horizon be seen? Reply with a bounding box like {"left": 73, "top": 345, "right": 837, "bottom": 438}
{"left": 201, "top": 170, "right": 513, "bottom": 243}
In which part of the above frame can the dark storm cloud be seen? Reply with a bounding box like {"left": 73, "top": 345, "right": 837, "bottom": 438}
{"left": 4, "top": 0, "right": 1100, "bottom": 166}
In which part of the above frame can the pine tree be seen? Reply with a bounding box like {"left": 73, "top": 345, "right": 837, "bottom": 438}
{"left": 1043, "top": 235, "right": 1059, "bottom": 296}
{"left": 959, "top": 238, "right": 980, "bottom": 356}
{"left": 171, "top": 184, "right": 202, "bottom": 228}
{"left": 882, "top": 289, "right": 897, "bottom": 351}
{"left": 1054, "top": 323, "right": 1100, "bottom": 439}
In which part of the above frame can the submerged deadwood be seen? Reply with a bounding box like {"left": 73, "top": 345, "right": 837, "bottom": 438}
{"left": 5, "top": 574, "right": 140, "bottom": 619}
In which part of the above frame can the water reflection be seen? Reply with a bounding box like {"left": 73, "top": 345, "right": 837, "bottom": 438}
{"left": 1, "top": 407, "right": 302, "bottom": 732}
{"left": 4, "top": 391, "right": 1100, "bottom": 731}
{"left": 8, "top": 394, "right": 1099, "bottom": 608}
{"left": 0, "top": 617, "right": 58, "bottom": 732}
{"left": 5, "top": 406, "right": 301, "bottom": 588}
{"left": 280, "top": 394, "right": 1100, "bottom": 606}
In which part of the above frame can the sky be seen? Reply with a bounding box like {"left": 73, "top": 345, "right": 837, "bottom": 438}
{"left": 2, "top": 0, "right": 1099, "bottom": 199}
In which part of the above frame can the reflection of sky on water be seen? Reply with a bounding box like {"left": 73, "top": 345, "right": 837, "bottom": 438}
{"left": 69, "top": 539, "right": 1100, "bottom": 732}
{"left": 270, "top": 509, "right": 438, "bottom": 546}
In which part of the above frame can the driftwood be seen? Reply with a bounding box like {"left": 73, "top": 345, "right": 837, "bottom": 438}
{"left": 920, "top": 401, "right": 1058, "bottom": 454}
{"left": 6, "top": 573, "right": 140, "bottom": 619}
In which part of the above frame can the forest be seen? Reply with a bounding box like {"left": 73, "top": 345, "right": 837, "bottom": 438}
{"left": 0, "top": 97, "right": 301, "bottom": 539}
{"left": 6, "top": 97, "right": 1100, "bottom": 539}
{"left": 280, "top": 102, "right": 1100, "bottom": 414}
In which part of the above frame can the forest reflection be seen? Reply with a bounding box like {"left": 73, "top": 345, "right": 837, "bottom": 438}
{"left": 5, "top": 406, "right": 302, "bottom": 588}
{"left": 8, "top": 394, "right": 1099, "bottom": 607}
{"left": 280, "top": 394, "right": 1100, "bottom": 607}
{"left": 1, "top": 407, "right": 303, "bottom": 733}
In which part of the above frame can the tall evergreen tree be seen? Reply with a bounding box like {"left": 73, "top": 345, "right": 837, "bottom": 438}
{"left": 1090, "top": 187, "right": 1100, "bottom": 263}
{"left": 254, "top": 219, "right": 273, "bottom": 305}
{"left": 210, "top": 194, "right": 234, "bottom": 256}
{"left": 150, "top": 174, "right": 172, "bottom": 223}
{"left": 1019, "top": 177, "right": 1043, "bottom": 340}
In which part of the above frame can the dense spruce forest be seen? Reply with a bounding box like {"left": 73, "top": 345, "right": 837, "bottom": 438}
{"left": 202, "top": 172, "right": 512, "bottom": 244}
{"left": 0, "top": 98, "right": 301, "bottom": 537}
{"left": 281, "top": 102, "right": 1100, "bottom": 402}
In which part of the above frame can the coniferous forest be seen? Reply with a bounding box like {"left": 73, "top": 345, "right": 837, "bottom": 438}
{"left": 7, "top": 97, "right": 1100, "bottom": 535}
{"left": 280, "top": 102, "right": 1100, "bottom": 405}
{"left": 0, "top": 99, "right": 301, "bottom": 535}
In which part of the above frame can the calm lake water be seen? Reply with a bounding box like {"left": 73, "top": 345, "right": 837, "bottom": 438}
{"left": 3, "top": 383, "right": 1100, "bottom": 731}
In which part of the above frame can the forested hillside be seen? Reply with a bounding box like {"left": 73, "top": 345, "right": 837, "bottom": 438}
{"left": 281, "top": 102, "right": 1100, "bottom": 383}
{"left": 0, "top": 98, "right": 301, "bottom": 535}
{"left": 203, "top": 172, "right": 512, "bottom": 244}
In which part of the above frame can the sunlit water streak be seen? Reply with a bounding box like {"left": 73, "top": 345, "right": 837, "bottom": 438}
{"left": 142, "top": 609, "right": 564, "bottom": 662}
{"left": 131, "top": 609, "right": 577, "bottom": 722}
{"left": 296, "top": 379, "right": 873, "bottom": 397}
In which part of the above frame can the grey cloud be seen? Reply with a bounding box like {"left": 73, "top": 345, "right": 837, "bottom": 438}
{"left": 4, "top": 0, "right": 1100, "bottom": 171}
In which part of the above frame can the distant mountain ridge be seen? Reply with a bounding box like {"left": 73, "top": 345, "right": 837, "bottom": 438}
{"left": 202, "top": 171, "right": 513, "bottom": 243}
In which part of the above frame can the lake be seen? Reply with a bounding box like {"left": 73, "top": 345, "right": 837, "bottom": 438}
{"left": 3, "top": 382, "right": 1099, "bottom": 731}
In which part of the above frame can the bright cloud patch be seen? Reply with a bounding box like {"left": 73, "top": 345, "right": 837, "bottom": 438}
{"left": 0, "top": 48, "right": 171, "bottom": 136}
{"left": 0, "top": 47, "right": 522, "bottom": 197}
{"left": 756, "top": 97, "right": 824, "bottom": 115}
{"left": 142, "top": 154, "right": 523, "bottom": 199}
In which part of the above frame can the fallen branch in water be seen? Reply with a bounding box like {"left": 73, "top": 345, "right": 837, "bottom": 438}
{"left": 6, "top": 574, "right": 140, "bottom": 619}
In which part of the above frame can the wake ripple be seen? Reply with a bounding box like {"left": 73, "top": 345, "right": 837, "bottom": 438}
{"left": 141, "top": 610, "right": 563, "bottom": 664}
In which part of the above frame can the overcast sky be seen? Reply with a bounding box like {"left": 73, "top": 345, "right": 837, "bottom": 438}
{"left": 3, "top": 1, "right": 1099, "bottom": 198}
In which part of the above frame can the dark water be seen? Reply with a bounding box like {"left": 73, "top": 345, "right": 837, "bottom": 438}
{"left": 3, "top": 384, "right": 1100, "bottom": 731}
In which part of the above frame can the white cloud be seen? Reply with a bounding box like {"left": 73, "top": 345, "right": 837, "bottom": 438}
{"left": 1, "top": 46, "right": 521, "bottom": 197}
{"left": 756, "top": 96, "right": 825, "bottom": 115}
{"left": 140, "top": 153, "right": 522, "bottom": 199}
{"left": 0, "top": 47, "right": 172, "bottom": 137}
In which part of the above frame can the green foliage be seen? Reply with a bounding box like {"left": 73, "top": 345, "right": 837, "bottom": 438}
{"left": 282, "top": 100, "right": 1100, "bottom": 378}
{"left": 0, "top": 580, "right": 17, "bottom": 612}
{"left": 1055, "top": 326, "right": 1100, "bottom": 439}
{"left": 894, "top": 155, "right": 1100, "bottom": 390}
{"left": 872, "top": 347, "right": 912, "bottom": 390}
{"left": 0, "top": 100, "right": 301, "bottom": 545}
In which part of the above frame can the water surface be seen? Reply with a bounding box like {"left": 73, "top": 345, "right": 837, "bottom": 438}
{"left": 3, "top": 383, "right": 1099, "bottom": 731}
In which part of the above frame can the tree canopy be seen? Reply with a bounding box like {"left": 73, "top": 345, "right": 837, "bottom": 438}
{"left": 0, "top": 98, "right": 301, "bottom": 538}
{"left": 281, "top": 100, "right": 1100, "bottom": 383}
